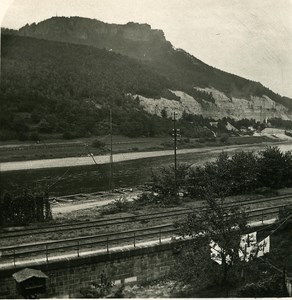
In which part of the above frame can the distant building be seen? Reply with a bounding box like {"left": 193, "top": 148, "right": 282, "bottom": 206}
{"left": 225, "top": 122, "right": 238, "bottom": 132}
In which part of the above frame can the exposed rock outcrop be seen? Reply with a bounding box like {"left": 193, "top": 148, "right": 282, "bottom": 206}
{"left": 135, "top": 88, "right": 292, "bottom": 121}
{"left": 19, "top": 17, "right": 171, "bottom": 60}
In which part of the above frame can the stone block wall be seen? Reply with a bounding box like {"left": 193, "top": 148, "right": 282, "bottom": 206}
{"left": 0, "top": 240, "right": 188, "bottom": 298}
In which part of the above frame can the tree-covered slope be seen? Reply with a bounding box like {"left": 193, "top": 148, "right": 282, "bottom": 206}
{"left": 1, "top": 34, "right": 183, "bottom": 140}
{"left": 18, "top": 17, "right": 292, "bottom": 108}
{"left": 2, "top": 16, "right": 292, "bottom": 141}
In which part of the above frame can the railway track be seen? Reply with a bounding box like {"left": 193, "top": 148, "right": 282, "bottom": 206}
{"left": 1, "top": 192, "right": 292, "bottom": 240}
{"left": 0, "top": 204, "right": 289, "bottom": 269}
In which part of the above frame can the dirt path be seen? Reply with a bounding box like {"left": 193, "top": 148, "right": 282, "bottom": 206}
{"left": 1, "top": 141, "right": 290, "bottom": 172}
{"left": 52, "top": 190, "right": 141, "bottom": 215}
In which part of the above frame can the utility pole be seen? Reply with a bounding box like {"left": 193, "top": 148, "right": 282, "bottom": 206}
{"left": 109, "top": 108, "right": 114, "bottom": 192}
{"left": 172, "top": 112, "right": 180, "bottom": 196}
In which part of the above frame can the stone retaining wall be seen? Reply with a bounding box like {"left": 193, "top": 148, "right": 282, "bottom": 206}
{"left": 0, "top": 240, "right": 188, "bottom": 298}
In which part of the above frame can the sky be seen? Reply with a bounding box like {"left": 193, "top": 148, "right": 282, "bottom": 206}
{"left": 1, "top": 0, "right": 292, "bottom": 98}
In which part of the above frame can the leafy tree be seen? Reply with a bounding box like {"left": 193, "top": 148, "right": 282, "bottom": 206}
{"left": 187, "top": 147, "right": 292, "bottom": 198}
{"left": 173, "top": 238, "right": 221, "bottom": 296}
{"left": 229, "top": 151, "right": 259, "bottom": 194}
{"left": 175, "top": 190, "right": 247, "bottom": 295}
{"left": 257, "top": 146, "right": 289, "bottom": 189}
{"left": 187, "top": 152, "right": 232, "bottom": 198}
{"left": 150, "top": 164, "right": 190, "bottom": 202}
{"left": 0, "top": 186, "right": 52, "bottom": 226}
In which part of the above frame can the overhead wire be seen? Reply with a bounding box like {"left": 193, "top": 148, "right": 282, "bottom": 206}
{"left": 47, "top": 166, "right": 73, "bottom": 190}
{"left": 48, "top": 139, "right": 109, "bottom": 190}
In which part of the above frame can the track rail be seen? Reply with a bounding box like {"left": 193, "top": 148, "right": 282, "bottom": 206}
{"left": 0, "top": 202, "right": 291, "bottom": 268}
{"left": 1, "top": 193, "right": 292, "bottom": 239}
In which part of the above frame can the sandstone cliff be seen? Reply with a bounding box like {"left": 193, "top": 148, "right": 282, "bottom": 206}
{"left": 135, "top": 88, "right": 292, "bottom": 121}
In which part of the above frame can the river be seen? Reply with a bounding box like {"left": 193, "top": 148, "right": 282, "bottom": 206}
{"left": 1, "top": 142, "right": 292, "bottom": 196}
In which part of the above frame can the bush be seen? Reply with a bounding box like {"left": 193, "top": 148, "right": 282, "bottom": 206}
{"left": 77, "top": 272, "right": 124, "bottom": 298}
{"left": 100, "top": 196, "right": 133, "bottom": 215}
{"left": 133, "top": 192, "right": 161, "bottom": 206}
{"left": 197, "top": 137, "right": 206, "bottom": 143}
{"left": 219, "top": 133, "right": 229, "bottom": 143}
{"left": 63, "top": 131, "right": 76, "bottom": 139}
{"left": 17, "top": 131, "right": 29, "bottom": 141}
{"left": 279, "top": 206, "right": 292, "bottom": 220}
{"left": 149, "top": 164, "right": 190, "bottom": 204}
{"left": 29, "top": 131, "right": 40, "bottom": 142}
{"left": 92, "top": 139, "right": 106, "bottom": 148}
{"left": 161, "top": 141, "right": 173, "bottom": 148}
{"left": 237, "top": 275, "right": 288, "bottom": 297}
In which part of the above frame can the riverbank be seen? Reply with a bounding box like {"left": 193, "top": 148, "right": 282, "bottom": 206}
{"left": 1, "top": 140, "right": 290, "bottom": 172}
{"left": 2, "top": 141, "right": 292, "bottom": 197}
{"left": 0, "top": 135, "right": 277, "bottom": 163}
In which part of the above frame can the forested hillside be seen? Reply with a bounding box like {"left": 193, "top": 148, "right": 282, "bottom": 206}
{"left": 1, "top": 17, "right": 292, "bottom": 141}
{"left": 0, "top": 34, "right": 214, "bottom": 141}
{"left": 18, "top": 17, "right": 292, "bottom": 107}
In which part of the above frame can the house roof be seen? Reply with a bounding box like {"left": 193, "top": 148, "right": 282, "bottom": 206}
{"left": 225, "top": 122, "right": 238, "bottom": 131}
{"left": 12, "top": 268, "right": 48, "bottom": 283}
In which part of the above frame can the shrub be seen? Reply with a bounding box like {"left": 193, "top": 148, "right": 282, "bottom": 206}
{"left": 77, "top": 272, "right": 124, "bottom": 298}
{"left": 100, "top": 196, "right": 133, "bottom": 215}
{"left": 237, "top": 275, "right": 288, "bottom": 297}
{"left": 29, "top": 131, "right": 40, "bottom": 142}
{"left": 150, "top": 164, "right": 190, "bottom": 203}
{"left": 63, "top": 131, "right": 76, "bottom": 139}
{"left": 279, "top": 206, "right": 292, "bottom": 220}
{"left": 92, "top": 139, "right": 106, "bottom": 148}
{"left": 17, "top": 131, "right": 29, "bottom": 141}
{"left": 219, "top": 133, "right": 229, "bottom": 143}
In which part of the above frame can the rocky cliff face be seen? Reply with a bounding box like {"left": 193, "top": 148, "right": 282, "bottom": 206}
{"left": 19, "top": 17, "right": 171, "bottom": 60}
{"left": 135, "top": 88, "right": 292, "bottom": 121}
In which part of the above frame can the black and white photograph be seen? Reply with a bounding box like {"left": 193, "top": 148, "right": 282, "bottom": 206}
{"left": 0, "top": 0, "right": 292, "bottom": 298}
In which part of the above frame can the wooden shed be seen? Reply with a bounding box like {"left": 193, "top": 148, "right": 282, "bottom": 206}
{"left": 12, "top": 268, "right": 48, "bottom": 298}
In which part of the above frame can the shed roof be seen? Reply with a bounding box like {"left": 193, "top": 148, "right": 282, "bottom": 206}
{"left": 12, "top": 268, "right": 48, "bottom": 283}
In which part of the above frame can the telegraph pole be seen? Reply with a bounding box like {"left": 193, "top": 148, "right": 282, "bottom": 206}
{"left": 109, "top": 108, "right": 114, "bottom": 192}
{"left": 172, "top": 112, "right": 180, "bottom": 196}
